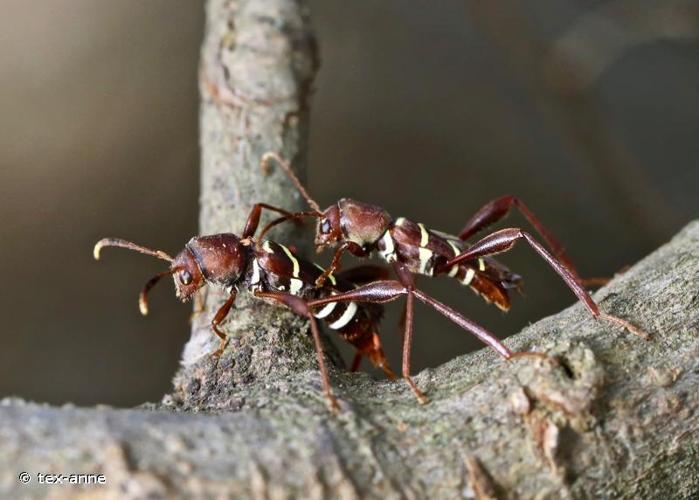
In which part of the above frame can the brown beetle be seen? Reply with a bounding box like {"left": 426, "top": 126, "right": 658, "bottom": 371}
{"left": 252, "top": 152, "right": 649, "bottom": 402}
{"left": 94, "top": 233, "right": 403, "bottom": 412}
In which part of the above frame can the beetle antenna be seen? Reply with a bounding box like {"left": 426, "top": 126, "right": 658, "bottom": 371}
{"left": 94, "top": 238, "right": 173, "bottom": 262}
{"left": 139, "top": 268, "right": 180, "bottom": 316}
{"left": 261, "top": 152, "right": 322, "bottom": 214}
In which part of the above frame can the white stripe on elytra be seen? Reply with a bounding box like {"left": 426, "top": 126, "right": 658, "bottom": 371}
{"left": 313, "top": 294, "right": 338, "bottom": 319}
{"left": 418, "top": 247, "right": 433, "bottom": 275}
{"left": 329, "top": 302, "right": 357, "bottom": 329}
{"left": 395, "top": 217, "right": 406, "bottom": 226}
{"left": 378, "top": 231, "right": 397, "bottom": 263}
{"left": 461, "top": 268, "right": 476, "bottom": 286}
{"left": 262, "top": 241, "right": 274, "bottom": 253}
{"left": 478, "top": 258, "right": 486, "bottom": 271}
{"left": 415, "top": 223, "right": 433, "bottom": 275}
{"left": 278, "top": 243, "right": 300, "bottom": 278}
{"left": 418, "top": 223, "right": 429, "bottom": 247}
{"left": 446, "top": 240, "right": 461, "bottom": 277}
{"left": 250, "top": 258, "right": 261, "bottom": 284}
{"left": 289, "top": 278, "right": 304, "bottom": 295}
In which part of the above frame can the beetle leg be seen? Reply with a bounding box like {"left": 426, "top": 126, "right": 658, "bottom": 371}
{"left": 446, "top": 228, "right": 648, "bottom": 339}
{"left": 254, "top": 290, "right": 340, "bottom": 413}
{"left": 210, "top": 291, "right": 237, "bottom": 358}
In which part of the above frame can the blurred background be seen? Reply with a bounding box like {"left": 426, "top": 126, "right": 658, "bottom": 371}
{"left": 0, "top": 0, "right": 696, "bottom": 407}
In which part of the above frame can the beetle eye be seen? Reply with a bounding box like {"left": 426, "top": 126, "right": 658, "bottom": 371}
{"left": 320, "top": 219, "right": 331, "bottom": 234}
{"left": 179, "top": 270, "right": 192, "bottom": 286}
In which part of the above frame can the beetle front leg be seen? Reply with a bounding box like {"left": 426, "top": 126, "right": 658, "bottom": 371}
{"left": 315, "top": 243, "right": 349, "bottom": 288}
{"left": 315, "top": 242, "right": 369, "bottom": 288}
{"left": 257, "top": 211, "right": 320, "bottom": 241}
{"left": 242, "top": 203, "right": 312, "bottom": 240}
{"left": 210, "top": 290, "right": 237, "bottom": 358}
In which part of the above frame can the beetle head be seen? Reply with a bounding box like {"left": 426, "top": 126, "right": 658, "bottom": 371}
{"left": 315, "top": 204, "right": 343, "bottom": 251}
{"left": 169, "top": 248, "right": 205, "bottom": 302}
{"left": 93, "top": 234, "right": 247, "bottom": 315}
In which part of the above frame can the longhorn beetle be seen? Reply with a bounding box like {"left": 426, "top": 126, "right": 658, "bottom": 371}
{"left": 94, "top": 206, "right": 534, "bottom": 410}
{"left": 94, "top": 234, "right": 397, "bottom": 412}
{"left": 254, "top": 152, "right": 649, "bottom": 402}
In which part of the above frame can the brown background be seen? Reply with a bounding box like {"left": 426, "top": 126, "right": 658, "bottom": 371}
{"left": 1, "top": 0, "right": 697, "bottom": 407}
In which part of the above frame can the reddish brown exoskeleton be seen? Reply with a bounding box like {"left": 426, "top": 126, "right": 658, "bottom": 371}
{"left": 96, "top": 189, "right": 547, "bottom": 408}
{"left": 94, "top": 233, "right": 400, "bottom": 412}
{"left": 94, "top": 230, "right": 536, "bottom": 409}
{"left": 254, "top": 152, "right": 649, "bottom": 403}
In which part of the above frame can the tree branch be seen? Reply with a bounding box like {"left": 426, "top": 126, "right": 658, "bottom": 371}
{"left": 3, "top": 2, "right": 696, "bottom": 498}
{"left": 2, "top": 222, "right": 698, "bottom": 498}
{"left": 170, "top": 0, "right": 323, "bottom": 408}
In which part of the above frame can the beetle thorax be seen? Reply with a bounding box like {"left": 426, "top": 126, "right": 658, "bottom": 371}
{"left": 338, "top": 198, "right": 392, "bottom": 248}
{"left": 186, "top": 234, "right": 247, "bottom": 287}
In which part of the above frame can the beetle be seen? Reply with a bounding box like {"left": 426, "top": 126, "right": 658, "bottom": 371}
{"left": 96, "top": 229, "right": 543, "bottom": 409}
{"left": 251, "top": 152, "right": 648, "bottom": 401}
{"left": 95, "top": 160, "right": 550, "bottom": 415}
{"left": 94, "top": 233, "right": 402, "bottom": 412}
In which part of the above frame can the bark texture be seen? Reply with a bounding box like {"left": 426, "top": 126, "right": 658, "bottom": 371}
{"left": 2, "top": 1, "right": 697, "bottom": 499}
{"left": 2, "top": 223, "right": 698, "bottom": 499}
{"left": 173, "top": 0, "right": 324, "bottom": 405}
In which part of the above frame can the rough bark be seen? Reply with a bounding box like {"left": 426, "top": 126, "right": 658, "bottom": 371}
{"left": 2, "top": 222, "right": 698, "bottom": 499}
{"left": 2, "top": 1, "right": 697, "bottom": 499}
{"left": 173, "top": 0, "right": 327, "bottom": 404}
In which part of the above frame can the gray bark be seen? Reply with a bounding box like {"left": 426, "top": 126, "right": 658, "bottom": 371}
{"left": 2, "top": 222, "right": 698, "bottom": 499}
{"left": 173, "top": 0, "right": 327, "bottom": 405}
{"left": 1, "top": 1, "right": 697, "bottom": 499}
